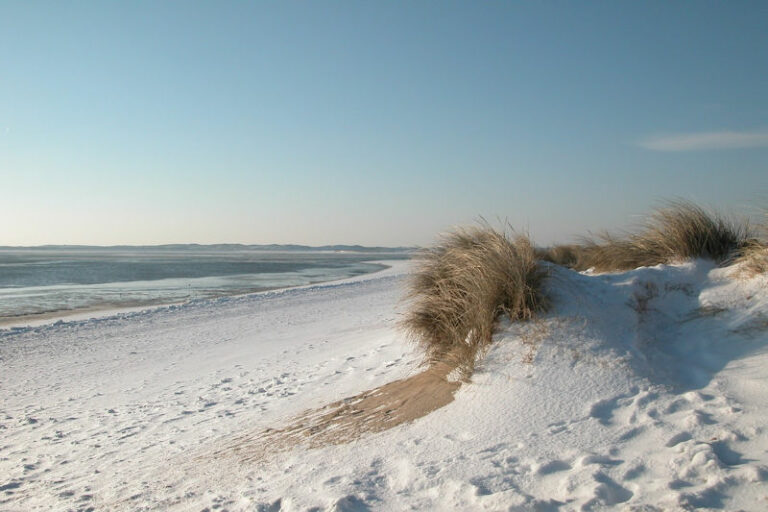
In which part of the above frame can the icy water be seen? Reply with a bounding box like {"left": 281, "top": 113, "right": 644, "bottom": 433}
{"left": 0, "top": 246, "right": 409, "bottom": 323}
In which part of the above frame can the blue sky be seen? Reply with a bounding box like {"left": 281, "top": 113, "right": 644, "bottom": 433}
{"left": 1, "top": 1, "right": 766, "bottom": 246}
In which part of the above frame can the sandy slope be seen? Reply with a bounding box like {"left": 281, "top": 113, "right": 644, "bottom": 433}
{"left": 2, "top": 259, "right": 767, "bottom": 511}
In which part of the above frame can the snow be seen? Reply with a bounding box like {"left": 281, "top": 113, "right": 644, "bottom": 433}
{"left": 1, "top": 259, "right": 767, "bottom": 510}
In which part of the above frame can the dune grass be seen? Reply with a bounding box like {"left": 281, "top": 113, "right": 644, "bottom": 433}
{"left": 734, "top": 241, "right": 768, "bottom": 276}
{"left": 733, "top": 210, "right": 768, "bottom": 277}
{"left": 401, "top": 225, "right": 547, "bottom": 378}
{"left": 535, "top": 244, "right": 581, "bottom": 268}
{"left": 404, "top": 200, "right": 760, "bottom": 378}
{"left": 540, "top": 200, "right": 752, "bottom": 272}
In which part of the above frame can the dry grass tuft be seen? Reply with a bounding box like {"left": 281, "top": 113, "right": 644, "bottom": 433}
{"left": 536, "top": 244, "right": 581, "bottom": 268}
{"left": 735, "top": 242, "right": 768, "bottom": 276}
{"left": 733, "top": 210, "right": 768, "bottom": 277}
{"left": 402, "top": 225, "right": 547, "bottom": 377}
{"left": 568, "top": 200, "right": 751, "bottom": 272}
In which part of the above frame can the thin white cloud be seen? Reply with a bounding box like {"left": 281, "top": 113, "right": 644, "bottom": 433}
{"left": 638, "top": 130, "right": 768, "bottom": 151}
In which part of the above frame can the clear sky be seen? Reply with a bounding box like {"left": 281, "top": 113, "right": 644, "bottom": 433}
{"left": 1, "top": 1, "right": 766, "bottom": 247}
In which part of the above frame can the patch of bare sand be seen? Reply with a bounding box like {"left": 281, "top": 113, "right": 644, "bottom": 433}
{"left": 214, "top": 363, "right": 460, "bottom": 463}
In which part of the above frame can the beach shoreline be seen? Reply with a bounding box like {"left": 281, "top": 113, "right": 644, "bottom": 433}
{"left": 0, "top": 260, "right": 401, "bottom": 330}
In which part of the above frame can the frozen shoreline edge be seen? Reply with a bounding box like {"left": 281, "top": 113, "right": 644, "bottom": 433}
{"left": 0, "top": 259, "right": 408, "bottom": 332}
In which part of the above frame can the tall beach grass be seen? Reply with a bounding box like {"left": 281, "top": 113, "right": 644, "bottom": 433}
{"left": 401, "top": 225, "right": 547, "bottom": 378}
{"left": 733, "top": 209, "right": 768, "bottom": 276}
{"left": 541, "top": 200, "right": 753, "bottom": 272}
{"left": 404, "top": 200, "right": 764, "bottom": 378}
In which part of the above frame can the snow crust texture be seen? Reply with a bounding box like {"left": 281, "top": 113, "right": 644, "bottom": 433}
{"left": 2, "top": 260, "right": 768, "bottom": 511}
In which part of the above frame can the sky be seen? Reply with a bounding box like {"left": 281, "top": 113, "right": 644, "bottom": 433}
{"left": 1, "top": 1, "right": 767, "bottom": 247}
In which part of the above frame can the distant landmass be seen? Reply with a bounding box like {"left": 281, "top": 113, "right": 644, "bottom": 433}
{"left": 0, "top": 244, "right": 416, "bottom": 253}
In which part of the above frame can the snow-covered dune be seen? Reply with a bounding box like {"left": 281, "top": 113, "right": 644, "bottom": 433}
{"left": 1, "top": 259, "right": 767, "bottom": 510}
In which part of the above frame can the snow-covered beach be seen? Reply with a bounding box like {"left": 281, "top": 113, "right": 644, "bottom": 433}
{"left": 2, "top": 258, "right": 767, "bottom": 510}
{"left": 4, "top": 1, "right": 767, "bottom": 509}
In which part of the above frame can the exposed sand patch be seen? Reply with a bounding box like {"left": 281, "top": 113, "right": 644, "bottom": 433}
{"left": 214, "top": 363, "right": 460, "bottom": 463}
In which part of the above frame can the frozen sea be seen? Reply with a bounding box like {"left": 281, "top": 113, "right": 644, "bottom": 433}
{"left": 0, "top": 245, "right": 410, "bottom": 324}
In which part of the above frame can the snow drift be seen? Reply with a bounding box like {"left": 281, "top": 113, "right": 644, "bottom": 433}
{"left": 1, "top": 258, "right": 767, "bottom": 510}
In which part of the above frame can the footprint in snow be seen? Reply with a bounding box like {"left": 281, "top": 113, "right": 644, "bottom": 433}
{"left": 666, "top": 431, "right": 693, "bottom": 447}
{"left": 536, "top": 460, "right": 572, "bottom": 475}
{"left": 587, "top": 472, "right": 633, "bottom": 507}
